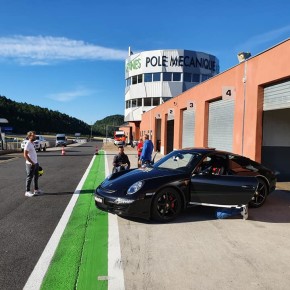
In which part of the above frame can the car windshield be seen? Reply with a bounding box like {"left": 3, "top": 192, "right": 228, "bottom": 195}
{"left": 153, "top": 151, "right": 202, "bottom": 172}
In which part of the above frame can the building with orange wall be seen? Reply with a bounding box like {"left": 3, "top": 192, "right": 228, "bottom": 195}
{"left": 138, "top": 38, "right": 290, "bottom": 178}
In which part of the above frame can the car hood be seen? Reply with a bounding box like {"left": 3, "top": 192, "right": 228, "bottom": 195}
{"left": 100, "top": 167, "right": 187, "bottom": 193}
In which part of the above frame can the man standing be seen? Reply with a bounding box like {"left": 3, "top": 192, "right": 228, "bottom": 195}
{"left": 23, "top": 131, "right": 42, "bottom": 197}
{"left": 112, "top": 146, "right": 131, "bottom": 173}
{"left": 140, "top": 134, "right": 154, "bottom": 165}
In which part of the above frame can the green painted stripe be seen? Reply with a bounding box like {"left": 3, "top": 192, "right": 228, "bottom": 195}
{"left": 41, "top": 152, "right": 108, "bottom": 290}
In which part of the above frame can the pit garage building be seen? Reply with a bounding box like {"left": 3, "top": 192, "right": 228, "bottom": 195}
{"left": 139, "top": 38, "right": 290, "bottom": 179}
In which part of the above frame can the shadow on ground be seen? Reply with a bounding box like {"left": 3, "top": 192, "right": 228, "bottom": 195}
{"left": 116, "top": 189, "right": 290, "bottom": 224}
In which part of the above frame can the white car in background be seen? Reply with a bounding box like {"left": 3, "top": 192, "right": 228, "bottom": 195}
{"left": 21, "top": 135, "right": 49, "bottom": 152}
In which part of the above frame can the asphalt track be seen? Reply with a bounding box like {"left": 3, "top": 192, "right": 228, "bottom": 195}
{"left": 0, "top": 142, "right": 101, "bottom": 290}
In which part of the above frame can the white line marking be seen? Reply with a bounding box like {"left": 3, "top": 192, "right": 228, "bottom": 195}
{"left": 23, "top": 155, "right": 96, "bottom": 290}
{"left": 105, "top": 151, "right": 125, "bottom": 290}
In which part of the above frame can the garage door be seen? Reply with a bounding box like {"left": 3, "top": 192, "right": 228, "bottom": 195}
{"left": 262, "top": 79, "right": 290, "bottom": 179}
{"left": 208, "top": 99, "right": 234, "bottom": 152}
{"left": 182, "top": 109, "right": 195, "bottom": 148}
{"left": 263, "top": 79, "right": 290, "bottom": 111}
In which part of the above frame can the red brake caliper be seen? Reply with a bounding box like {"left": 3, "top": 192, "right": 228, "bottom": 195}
{"left": 169, "top": 195, "right": 175, "bottom": 208}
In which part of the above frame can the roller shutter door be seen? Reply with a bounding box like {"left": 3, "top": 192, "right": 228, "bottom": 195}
{"left": 262, "top": 78, "right": 290, "bottom": 179}
{"left": 182, "top": 110, "right": 195, "bottom": 148}
{"left": 263, "top": 79, "right": 290, "bottom": 111}
{"left": 208, "top": 99, "right": 234, "bottom": 152}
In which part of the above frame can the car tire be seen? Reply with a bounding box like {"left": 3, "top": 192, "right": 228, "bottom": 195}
{"left": 43, "top": 145, "right": 46, "bottom": 152}
{"left": 151, "top": 188, "right": 182, "bottom": 222}
{"left": 38, "top": 145, "right": 42, "bottom": 152}
{"left": 249, "top": 178, "right": 268, "bottom": 208}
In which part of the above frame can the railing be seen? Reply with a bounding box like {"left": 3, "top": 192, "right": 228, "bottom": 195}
{"left": 0, "top": 138, "right": 22, "bottom": 151}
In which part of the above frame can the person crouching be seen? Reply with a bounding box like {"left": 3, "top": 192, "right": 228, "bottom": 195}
{"left": 112, "top": 146, "right": 131, "bottom": 173}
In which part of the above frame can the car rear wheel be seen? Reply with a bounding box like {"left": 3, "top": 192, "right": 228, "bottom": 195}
{"left": 152, "top": 188, "right": 182, "bottom": 222}
{"left": 249, "top": 179, "right": 268, "bottom": 208}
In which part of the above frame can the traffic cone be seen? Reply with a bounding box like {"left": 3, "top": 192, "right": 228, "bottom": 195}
{"left": 61, "top": 146, "right": 66, "bottom": 156}
{"left": 95, "top": 145, "right": 99, "bottom": 155}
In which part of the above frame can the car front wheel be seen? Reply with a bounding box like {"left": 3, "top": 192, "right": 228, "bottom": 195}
{"left": 249, "top": 179, "right": 268, "bottom": 208}
{"left": 152, "top": 188, "right": 182, "bottom": 222}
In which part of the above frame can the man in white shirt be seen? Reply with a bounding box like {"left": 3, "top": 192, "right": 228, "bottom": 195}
{"left": 23, "top": 131, "right": 42, "bottom": 197}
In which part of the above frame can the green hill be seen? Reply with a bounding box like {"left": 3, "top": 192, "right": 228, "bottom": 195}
{"left": 92, "top": 114, "right": 125, "bottom": 137}
{"left": 0, "top": 95, "right": 124, "bottom": 136}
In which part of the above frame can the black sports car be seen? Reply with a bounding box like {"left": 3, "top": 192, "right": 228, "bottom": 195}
{"left": 95, "top": 148, "right": 276, "bottom": 222}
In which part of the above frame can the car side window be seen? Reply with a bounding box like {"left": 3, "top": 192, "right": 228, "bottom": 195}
{"left": 195, "top": 154, "right": 227, "bottom": 176}
{"left": 228, "top": 155, "right": 254, "bottom": 174}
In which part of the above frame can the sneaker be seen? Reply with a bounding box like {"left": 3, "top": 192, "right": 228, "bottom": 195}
{"left": 34, "top": 189, "right": 44, "bottom": 195}
{"left": 241, "top": 205, "right": 248, "bottom": 220}
{"left": 25, "top": 191, "right": 34, "bottom": 197}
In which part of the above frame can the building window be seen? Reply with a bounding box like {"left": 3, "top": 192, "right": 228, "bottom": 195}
{"left": 144, "top": 98, "right": 152, "bottom": 106}
{"left": 137, "top": 98, "right": 142, "bottom": 106}
{"left": 137, "top": 74, "right": 143, "bottom": 83}
{"left": 153, "top": 73, "right": 161, "bottom": 82}
{"left": 126, "top": 100, "right": 130, "bottom": 109}
{"left": 144, "top": 73, "right": 152, "bottom": 82}
{"left": 192, "top": 74, "right": 200, "bottom": 82}
{"left": 126, "top": 78, "right": 131, "bottom": 87}
{"left": 173, "top": 73, "right": 181, "bottom": 81}
{"left": 183, "top": 73, "right": 191, "bottom": 82}
{"left": 162, "top": 97, "right": 171, "bottom": 103}
{"left": 152, "top": 97, "right": 160, "bottom": 106}
{"left": 132, "top": 75, "right": 137, "bottom": 85}
{"left": 163, "top": 72, "right": 172, "bottom": 81}
{"left": 201, "top": 74, "right": 209, "bottom": 82}
{"left": 132, "top": 99, "right": 137, "bottom": 107}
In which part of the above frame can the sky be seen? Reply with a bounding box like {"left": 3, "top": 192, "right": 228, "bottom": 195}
{"left": 0, "top": 0, "right": 290, "bottom": 125}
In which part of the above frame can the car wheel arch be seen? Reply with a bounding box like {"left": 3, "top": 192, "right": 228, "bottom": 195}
{"left": 250, "top": 176, "right": 269, "bottom": 208}
{"left": 150, "top": 186, "right": 186, "bottom": 219}
{"left": 255, "top": 175, "right": 270, "bottom": 193}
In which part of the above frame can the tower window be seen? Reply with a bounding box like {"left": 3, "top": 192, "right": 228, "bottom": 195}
{"left": 153, "top": 73, "right": 161, "bottom": 82}
{"left": 163, "top": 72, "right": 172, "bottom": 81}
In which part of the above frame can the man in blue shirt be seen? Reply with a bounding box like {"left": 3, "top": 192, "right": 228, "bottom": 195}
{"left": 140, "top": 134, "right": 154, "bottom": 165}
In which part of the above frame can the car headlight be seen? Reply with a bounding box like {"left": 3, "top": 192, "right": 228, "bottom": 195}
{"left": 127, "top": 181, "right": 144, "bottom": 195}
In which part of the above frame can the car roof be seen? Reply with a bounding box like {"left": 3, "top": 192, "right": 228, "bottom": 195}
{"left": 179, "top": 147, "right": 216, "bottom": 154}
{"left": 178, "top": 147, "right": 243, "bottom": 157}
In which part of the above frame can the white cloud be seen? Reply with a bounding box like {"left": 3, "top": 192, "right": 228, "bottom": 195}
{"left": 0, "top": 35, "right": 128, "bottom": 65}
{"left": 237, "top": 25, "right": 290, "bottom": 51}
{"left": 47, "top": 88, "right": 94, "bottom": 102}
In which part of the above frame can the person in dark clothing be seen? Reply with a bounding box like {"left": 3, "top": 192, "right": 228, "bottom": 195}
{"left": 112, "top": 146, "right": 131, "bottom": 173}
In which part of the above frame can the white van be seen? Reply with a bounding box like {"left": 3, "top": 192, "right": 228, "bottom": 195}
{"left": 55, "top": 134, "right": 67, "bottom": 147}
